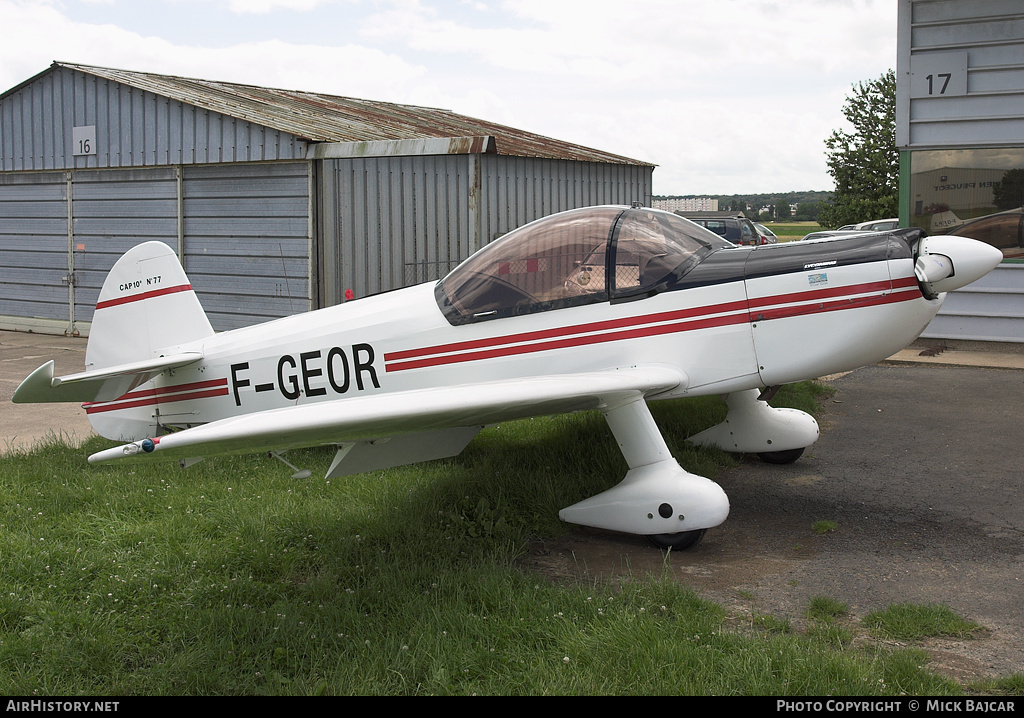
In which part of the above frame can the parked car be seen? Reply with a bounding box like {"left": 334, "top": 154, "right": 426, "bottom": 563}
{"left": 800, "top": 230, "right": 873, "bottom": 241}
{"left": 842, "top": 218, "right": 900, "bottom": 231}
{"left": 753, "top": 223, "right": 779, "bottom": 244}
{"left": 675, "top": 211, "right": 759, "bottom": 246}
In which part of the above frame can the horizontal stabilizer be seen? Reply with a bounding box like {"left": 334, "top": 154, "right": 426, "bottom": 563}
{"left": 87, "top": 366, "right": 686, "bottom": 468}
{"left": 12, "top": 353, "right": 203, "bottom": 405}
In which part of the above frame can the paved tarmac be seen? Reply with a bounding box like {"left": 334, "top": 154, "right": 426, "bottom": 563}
{"left": 0, "top": 331, "right": 93, "bottom": 452}
{"left": 2, "top": 329, "right": 1023, "bottom": 453}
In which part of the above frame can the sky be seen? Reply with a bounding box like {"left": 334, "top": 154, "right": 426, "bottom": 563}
{"left": 0, "top": 0, "right": 898, "bottom": 195}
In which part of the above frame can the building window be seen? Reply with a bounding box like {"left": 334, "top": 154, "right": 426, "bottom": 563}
{"left": 909, "top": 147, "right": 1024, "bottom": 260}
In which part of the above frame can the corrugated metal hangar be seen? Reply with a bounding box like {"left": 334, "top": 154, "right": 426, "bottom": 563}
{"left": 0, "top": 61, "right": 654, "bottom": 335}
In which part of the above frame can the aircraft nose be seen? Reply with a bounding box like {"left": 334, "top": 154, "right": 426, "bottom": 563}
{"left": 916, "top": 234, "right": 1003, "bottom": 297}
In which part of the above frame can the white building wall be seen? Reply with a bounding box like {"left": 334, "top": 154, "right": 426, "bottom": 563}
{"left": 652, "top": 198, "right": 718, "bottom": 212}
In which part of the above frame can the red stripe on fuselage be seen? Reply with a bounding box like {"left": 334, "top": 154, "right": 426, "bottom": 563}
{"left": 752, "top": 285, "right": 919, "bottom": 322}
{"left": 386, "top": 308, "right": 750, "bottom": 372}
{"left": 385, "top": 299, "right": 751, "bottom": 363}
{"left": 746, "top": 279, "right": 898, "bottom": 310}
{"left": 83, "top": 378, "right": 228, "bottom": 414}
{"left": 385, "top": 278, "right": 923, "bottom": 373}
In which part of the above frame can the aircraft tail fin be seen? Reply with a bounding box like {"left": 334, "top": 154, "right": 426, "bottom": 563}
{"left": 930, "top": 209, "right": 963, "bottom": 233}
{"left": 85, "top": 242, "right": 214, "bottom": 372}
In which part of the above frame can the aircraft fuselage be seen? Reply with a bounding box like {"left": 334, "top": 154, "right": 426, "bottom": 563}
{"left": 85, "top": 232, "right": 938, "bottom": 442}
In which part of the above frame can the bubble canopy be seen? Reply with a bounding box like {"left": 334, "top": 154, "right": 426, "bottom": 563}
{"left": 435, "top": 205, "right": 732, "bottom": 325}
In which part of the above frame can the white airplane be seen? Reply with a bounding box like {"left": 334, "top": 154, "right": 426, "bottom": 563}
{"left": 12, "top": 204, "right": 1002, "bottom": 549}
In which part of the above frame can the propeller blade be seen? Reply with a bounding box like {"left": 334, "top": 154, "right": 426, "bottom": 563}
{"left": 915, "top": 253, "right": 952, "bottom": 284}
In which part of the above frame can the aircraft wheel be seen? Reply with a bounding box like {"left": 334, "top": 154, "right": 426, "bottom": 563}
{"left": 757, "top": 447, "right": 805, "bottom": 464}
{"left": 646, "top": 528, "right": 706, "bottom": 551}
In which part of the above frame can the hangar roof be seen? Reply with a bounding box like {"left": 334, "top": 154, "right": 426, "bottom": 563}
{"left": 8, "top": 61, "right": 652, "bottom": 167}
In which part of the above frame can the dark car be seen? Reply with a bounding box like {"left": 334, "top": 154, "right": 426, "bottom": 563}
{"left": 946, "top": 207, "right": 1023, "bottom": 259}
{"left": 675, "top": 211, "right": 759, "bottom": 246}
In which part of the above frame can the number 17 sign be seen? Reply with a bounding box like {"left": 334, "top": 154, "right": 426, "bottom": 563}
{"left": 910, "top": 51, "right": 968, "bottom": 98}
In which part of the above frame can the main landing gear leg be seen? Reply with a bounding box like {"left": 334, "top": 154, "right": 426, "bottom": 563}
{"left": 558, "top": 393, "right": 730, "bottom": 549}
{"left": 686, "top": 388, "right": 819, "bottom": 461}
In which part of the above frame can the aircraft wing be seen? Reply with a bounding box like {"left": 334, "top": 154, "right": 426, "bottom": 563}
{"left": 12, "top": 353, "right": 205, "bottom": 404}
{"left": 87, "top": 365, "right": 686, "bottom": 467}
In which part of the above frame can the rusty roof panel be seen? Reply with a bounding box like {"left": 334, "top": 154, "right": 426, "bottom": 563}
{"left": 47, "top": 62, "right": 653, "bottom": 167}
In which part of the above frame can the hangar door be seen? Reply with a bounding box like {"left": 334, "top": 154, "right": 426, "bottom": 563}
{"left": 0, "top": 171, "right": 70, "bottom": 328}
{"left": 0, "top": 162, "right": 311, "bottom": 334}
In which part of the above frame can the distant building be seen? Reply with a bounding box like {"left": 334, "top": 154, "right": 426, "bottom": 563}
{"left": 909, "top": 167, "right": 1007, "bottom": 216}
{"left": 652, "top": 197, "right": 718, "bottom": 212}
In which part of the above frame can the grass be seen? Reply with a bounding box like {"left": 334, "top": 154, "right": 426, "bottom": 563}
{"left": 0, "top": 384, "right": 1017, "bottom": 695}
{"left": 807, "top": 596, "right": 850, "bottom": 622}
{"left": 762, "top": 222, "right": 822, "bottom": 242}
{"left": 812, "top": 520, "right": 838, "bottom": 534}
{"left": 865, "top": 604, "right": 983, "bottom": 642}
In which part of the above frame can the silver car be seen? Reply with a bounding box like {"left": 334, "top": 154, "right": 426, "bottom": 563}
{"left": 800, "top": 230, "right": 874, "bottom": 241}
{"left": 753, "top": 223, "right": 779, "bottom": 244}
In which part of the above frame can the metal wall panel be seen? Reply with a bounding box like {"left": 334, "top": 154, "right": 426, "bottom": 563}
{"left": 923, "top": 265, "right": 1024, "bottom": 342}
{"left": 0, "top": 172, "right": 70, "bottom": 327}
{"left": 477, "top": 155, "right": 652, "bottom": 244}
{"left": 70, "top": 168, "right": 179, "bottom": 326}
{"left": 897, "top": 0, "right": 1024, "bottom": 149}
{"left": 322, "top": 154, "right": 653, "bottom": 303}
{"left": 0, "top": 66, "right": 308, "bottom": 172}
{"left": 183, "top": 162, "right": 311, "bottom": 330}
{"left": 324, "top": 154, "right": 477, "bottom": 301}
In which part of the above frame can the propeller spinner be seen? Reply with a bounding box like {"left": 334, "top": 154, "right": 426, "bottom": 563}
{"left": 914, "top": 234, "right": 1003, "bottom": 300}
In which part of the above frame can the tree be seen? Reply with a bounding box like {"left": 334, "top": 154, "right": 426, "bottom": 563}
{"left": 794, "top": 200, "right": 822, "bottom": 222}
{"left": 992, "top": 168, "right": 1024, "bottom": 210}
{"left": 819, "top": 70, "right": 898, "bottom": 229}
{"left": 775, "top": 200, "right": 791, "bottom": 221}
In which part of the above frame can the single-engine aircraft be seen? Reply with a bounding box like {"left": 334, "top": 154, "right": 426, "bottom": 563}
{"left": 13, "top": 204, "right": 1002, "bottom": 549}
